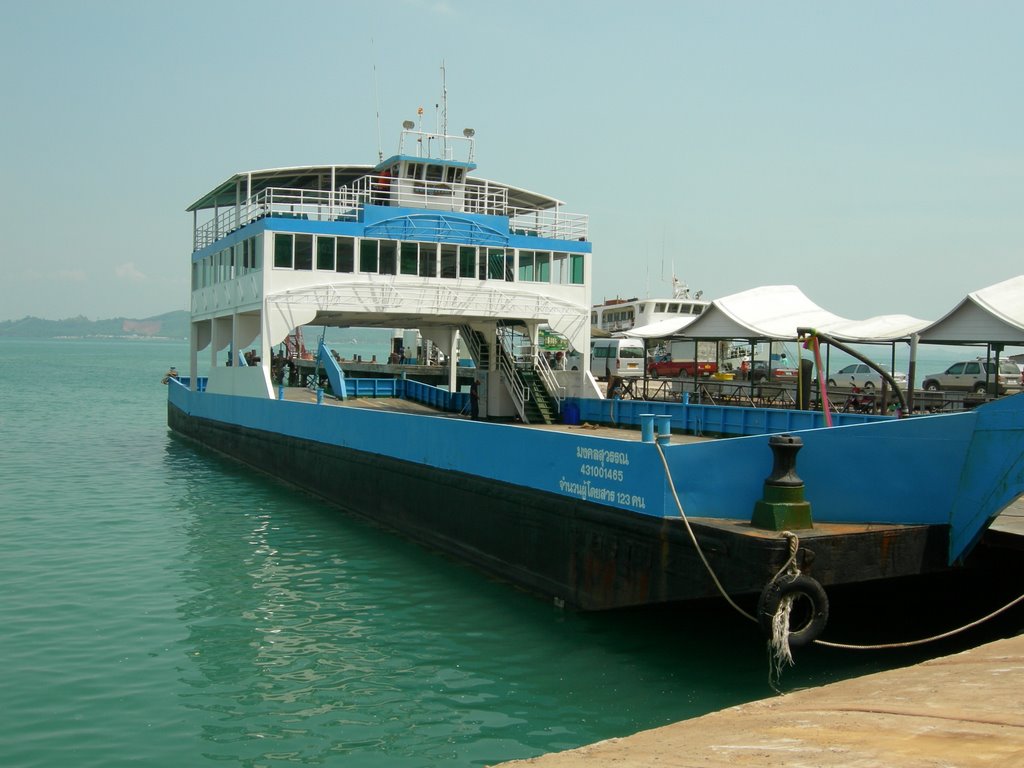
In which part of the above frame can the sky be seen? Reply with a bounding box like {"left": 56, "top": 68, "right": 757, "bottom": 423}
{"left": 1, "top": 0, "right": 1021, "bottom": 323}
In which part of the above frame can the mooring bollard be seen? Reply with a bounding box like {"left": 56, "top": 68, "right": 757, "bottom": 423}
{"left": 640, "top": 414, "right": 655, "bottom": 443}
{"left": 278, "top": 385, "right": 284, "bottom": 401}
{"left": 656, "top": 414, "right": 672, "bottom": 445}
{"left": 751, "top": 434, "right": 814, "bottom": 530}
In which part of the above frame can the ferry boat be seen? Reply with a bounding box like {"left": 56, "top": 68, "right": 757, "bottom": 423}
{"left": 167, "top": 119, "right": 1024, "bottom": 644}
{"left": 591, "top": 277, "right": 709, "bottom": 334}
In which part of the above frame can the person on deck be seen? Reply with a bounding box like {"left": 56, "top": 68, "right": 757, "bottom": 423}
{"left": 470, "top": 379, "right": 480, "bottom": 420}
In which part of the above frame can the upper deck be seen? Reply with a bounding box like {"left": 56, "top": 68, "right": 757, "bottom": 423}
{"left": 189, "top": 128, "right": 589, "bottom": 253}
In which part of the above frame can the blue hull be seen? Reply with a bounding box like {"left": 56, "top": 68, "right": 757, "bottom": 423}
{"left": 167, "top": 385, "right": 1024, "bottom": 607}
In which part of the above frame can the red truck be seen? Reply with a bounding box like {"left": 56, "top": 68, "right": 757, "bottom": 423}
{"left": 647, "top": 359, "right": 718, "bottom": 378}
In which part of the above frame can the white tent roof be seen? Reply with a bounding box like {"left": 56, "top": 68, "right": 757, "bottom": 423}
{"left": 618, "top": 316, "right": 699, "bottom": 339}
{"left": 917, "top": 274, "right": 1024, "bottom": 345}
{"left": 825, "top": 314, "right": 933, "bottom": 342}
{"left": 680, "top": 285, "right": 930, "bottom": 342}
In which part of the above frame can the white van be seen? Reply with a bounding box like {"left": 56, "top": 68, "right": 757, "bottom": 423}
{"left": 590, "top": 338, "right": 646, "bottom": 380}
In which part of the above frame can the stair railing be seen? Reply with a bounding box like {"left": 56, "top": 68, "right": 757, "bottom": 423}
{"left": 496, "top": 327, "right": 531, "bottom": 421}
{"left": 459, "top": 325, "right": 489, "bottom": 369}
{"left": 533, "top": 350, "right": 565, "bottom": 414}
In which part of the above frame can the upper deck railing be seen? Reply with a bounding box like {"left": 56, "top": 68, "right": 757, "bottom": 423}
{"left": 193, "top": 173, "right": 589, "bottom": 251}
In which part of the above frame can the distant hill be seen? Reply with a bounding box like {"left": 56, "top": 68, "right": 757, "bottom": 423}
{"left": 0, "top": 310, "right": 189, "bottom": 339}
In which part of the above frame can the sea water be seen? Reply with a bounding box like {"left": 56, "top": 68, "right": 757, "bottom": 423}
{"left": 1, "top": 337, "right": 1020, "bottom": 768}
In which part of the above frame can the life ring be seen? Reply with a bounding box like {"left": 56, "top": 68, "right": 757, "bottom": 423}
{"left": 757, "top": 573, "right": 829, "bottom": 648}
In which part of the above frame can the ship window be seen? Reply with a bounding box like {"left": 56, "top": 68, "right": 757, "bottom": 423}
{"left": 655, "top": 303, "right": 667, "bottom": 313}
{"left": 419, "top": 243, "right": 437, "bottom": 277}
{"left": 505, "top": 251, "right": 515, "bottom": 281}
{"left": 446, "top": 166, "right": 459, "bottom": 184}
{"left": 519, "top": 251, "right": 535, "bottom": 281}
{"left": 694, "top": 304, "right": 703, "bottom": 315}
{"left": 459, "top": 245, "right": 476, "bottom": 278}
{"left": 487, "top": 248, "right": 505, "bottom": 280}
{"left": 295, "top": 234, "right": 313, "bottom": 270}
{"left": 426, "top": 164, "right": 443, "bottom": 182}
{"left": 535, "top": 251, "right": 550, "bottom": 282}
{"left": 407, "top": 162, "right": 422, "bottom": 179}
{"left": 336, "top": 237, "right": 354, "bottom": 273}
{"left": 360, "top": 239, "right": 378, "bottom": 273}
{"left": 274, "top": 233, "right": 293, "bottom": 268}
{"left": 192, "top": 262, "right": 198, "bottom": 291}
{"left": 551, "top": 253, "right": 565, "bottom": 284}
{"left": 400, "top": 242, "right": 418, "bottom": 275}
{"left": 440, "top": 243, "right": 457, "bottom": 278}
{"left": 570, "top": 254, "right": 584, "bottom": 284}
{"left": 379, "top": 240, "right": 397, "bottom": 275}
{"left": 316, "top": 237, "right": 335, "bottom": 270}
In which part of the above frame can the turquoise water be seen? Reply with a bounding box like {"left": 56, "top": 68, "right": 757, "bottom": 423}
{"left": 1, "top": 338, "right": 1020, "bottom": 767}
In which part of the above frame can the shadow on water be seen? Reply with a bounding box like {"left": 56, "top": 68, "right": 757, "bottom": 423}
{"left": 160, "top": 434, "right": 1024, "bottom": 766}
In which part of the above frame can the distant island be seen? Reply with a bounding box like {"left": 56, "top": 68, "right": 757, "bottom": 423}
{"left": 0, "top": 310, "right": 189, "bottom": 340}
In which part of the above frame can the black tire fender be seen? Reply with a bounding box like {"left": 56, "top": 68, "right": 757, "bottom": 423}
{"left": 758, "top": 573, "right": 829, "bottom": 648}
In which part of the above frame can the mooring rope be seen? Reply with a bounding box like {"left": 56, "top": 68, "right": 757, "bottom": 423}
{"left": 813, "top": 592, "right": 1024, "bottom": 650}
{"left": 654, "top": 441, "right": 756, "bottom": 623}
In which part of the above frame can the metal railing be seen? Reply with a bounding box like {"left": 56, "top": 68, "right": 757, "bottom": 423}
{"left": 508, "top": 207, "right": 589, "bottom": 242}
{"left": 496, "top": 326, "right": 531, "bottom": 420}
{"left": 459, "top": 325, "right": 487, "bottom": 370}
{"left": 193, "top": 174, "right": 589, "bottom": 251}
{"left": 532, "top": 348, "right": 565, "bottom": 412}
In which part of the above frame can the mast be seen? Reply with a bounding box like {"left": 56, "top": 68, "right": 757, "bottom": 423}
{"left": 440, "top": 60, "right": 448, "bottom": 159}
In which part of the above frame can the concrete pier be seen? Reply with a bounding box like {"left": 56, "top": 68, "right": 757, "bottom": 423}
{"left": 493, "top": 633, "right": 1024, "bottom": 768}
{"left": 494, "top": 499, "right": 1024, "bottom": 767}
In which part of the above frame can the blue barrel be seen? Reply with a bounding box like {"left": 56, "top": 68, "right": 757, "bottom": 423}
{"left": 563, "top": 402, "right": 580, "bottom": 425}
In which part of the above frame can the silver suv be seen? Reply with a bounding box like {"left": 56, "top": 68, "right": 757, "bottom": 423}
{"left": 921, "top": 359, "right": 1023, "bottom": 394}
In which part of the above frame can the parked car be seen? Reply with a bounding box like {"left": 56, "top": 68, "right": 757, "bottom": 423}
{"left": 747, "top": 360, "right": 799, "bottom": 383}
{"left": 921, "top": 359, "right": 1024, "bottom": 394}
{"left": 827, "top": 363, "right": 908, "bottom": 391}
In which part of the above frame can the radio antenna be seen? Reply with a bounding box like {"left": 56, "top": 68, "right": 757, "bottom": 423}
{"left": 440, "top": 60, "right": 448, "bottom": 157}
{"left": 372, "top": 37, "right": 383, "bottom": 162}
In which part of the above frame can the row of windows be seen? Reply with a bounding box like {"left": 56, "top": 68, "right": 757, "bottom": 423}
{"left": 590, "top": 301, "right": 707, "bottom": 327}
{"left": 273, "top": 234, "right": 585, "bottom": 284}
{"left": 191, "top": 233, "right": 587, "bottom": 290}
{"left": 593, "top": 308, "right": 635, "bottom": 326}
{"left": 192, "top": 235, "right": 262, "bottom": 290}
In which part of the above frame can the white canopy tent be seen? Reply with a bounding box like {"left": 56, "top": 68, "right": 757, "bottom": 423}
{"left": 679, "top": 285, "right": 930, "bottom": 343}
{"left": 917, "top": 274, "right": 1024, "bottom": 346}
{"left": 618, "top": 316, "right": 699, "bottom": 339}
{"left": 609, "top": 278, "right": 1024, "bottom": 402}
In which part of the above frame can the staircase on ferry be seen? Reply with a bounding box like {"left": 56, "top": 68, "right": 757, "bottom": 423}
{"left": 460, "top": 325, "right": 560, "bottom": 425}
